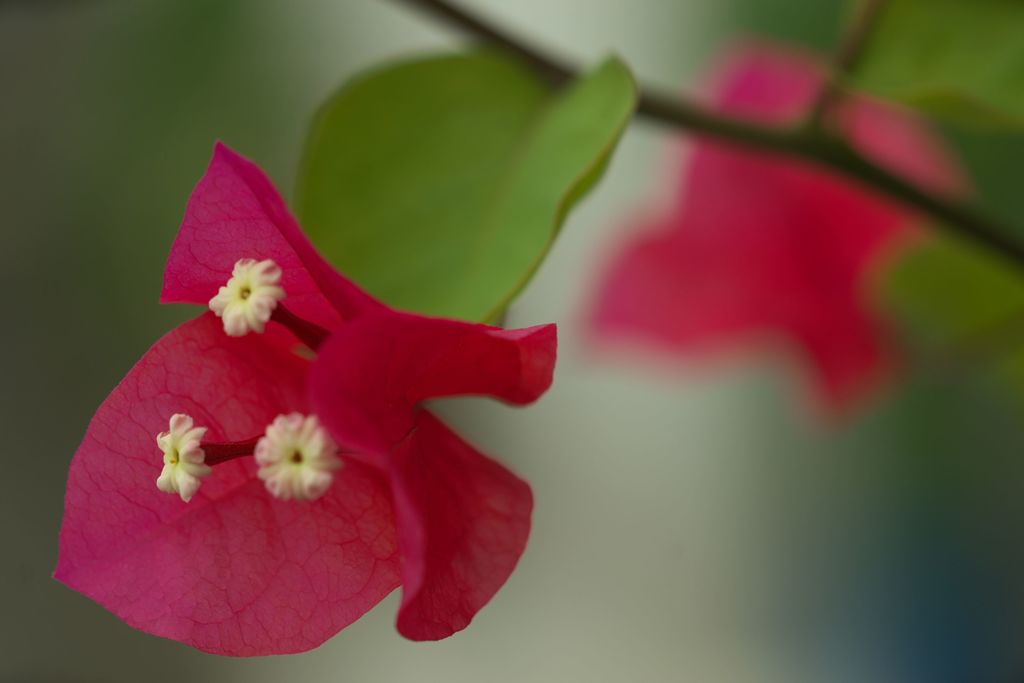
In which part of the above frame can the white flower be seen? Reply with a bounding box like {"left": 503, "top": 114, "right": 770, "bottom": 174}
{"left": 208, "top": 258, "right": 285, "bottom": 336}
{"left": 255, "top": 414, "right": 341, "bottom": 501}
{"left": 156, "top": 414, "right": 210, "bottom": 503}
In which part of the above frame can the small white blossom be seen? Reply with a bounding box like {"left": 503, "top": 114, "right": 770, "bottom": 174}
{"left": 208, "top": 258, "right": 285, "bottom": 336}
{"left": 255, "top": 414, "right": 341, "bottom": 501}
{"left": 156, "top": 414, "right": 210, "bottom": 503}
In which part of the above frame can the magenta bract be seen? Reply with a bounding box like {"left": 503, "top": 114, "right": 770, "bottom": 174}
{"left": 590, "top": 45, "right": 962, "bottom": 409}
{"left": 55, "top": 143, "right": 557, "bottom": 654}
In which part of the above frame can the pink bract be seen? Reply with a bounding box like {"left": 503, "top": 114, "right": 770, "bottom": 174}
{"left": 55, "top": 143, "right": 557, "bottom": 654}
{"left": 590, "top": 44, "right": 962, "bottom": 409}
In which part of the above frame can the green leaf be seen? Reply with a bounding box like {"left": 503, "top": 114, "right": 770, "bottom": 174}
{"left": 883, "top": 234, "right": 1024, "bottom": 349}
{"left": 853, "top": 0, "right": 1024, "bottom": 127}
{"left": 882, "top": 233, "right": 1024, "bottom": 407}
{"left": 296, "top": 51, "right": 637, "bottom": 322}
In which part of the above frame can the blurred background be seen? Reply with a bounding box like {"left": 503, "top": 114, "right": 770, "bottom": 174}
{"left": 4, "top": 1, "right": 1024, "bottom": 681}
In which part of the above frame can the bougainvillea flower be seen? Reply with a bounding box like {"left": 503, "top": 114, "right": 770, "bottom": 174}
{"left": 55, "top": 143, "right": 557, "bottom": 655}
{"left": 590, "top": 44, "right": 962, "bottom": 409}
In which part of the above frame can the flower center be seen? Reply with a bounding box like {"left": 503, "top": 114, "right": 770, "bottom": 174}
{"left": 156, "top": 414, "right": 211, "bottom": 503}
{"left": 209, "top": 258, "right": 285, "bottom": 337}
{"left": 255, "top": 414, "right": 341, "bottom": 501}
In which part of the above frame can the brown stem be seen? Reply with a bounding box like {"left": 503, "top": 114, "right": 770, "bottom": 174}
{"left": 807, "top": 0, "right": 890, "bottom": 129}
{"left": 392, "top": 0, "right": 1024, "bottom": 274}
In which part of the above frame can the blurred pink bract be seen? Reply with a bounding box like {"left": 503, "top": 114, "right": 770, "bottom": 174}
{"left": 55, "top": 144, "right": 557, "bottom": 654}
{"left": 590, "top": 44, "right": 962, "bottom": 409}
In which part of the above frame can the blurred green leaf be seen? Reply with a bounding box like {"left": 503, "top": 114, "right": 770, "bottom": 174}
{"left": 853, "top": 0, "right": 1024, "bottom": 127}
{"left": 883, "top": 234, "right": 1024, "bottom": 350}
{"left": 296, "top": 51, "right": 636, "bottom": 322}
{"left": 883, "top": 234, "right": 1024, "bottom": 411}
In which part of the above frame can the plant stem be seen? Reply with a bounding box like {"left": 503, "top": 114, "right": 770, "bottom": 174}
{"left": 393, "top": 0, "right": 1024, "bottom": 269}
{"left": 807, "top": 0, "right": 889, "bottom": 129}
